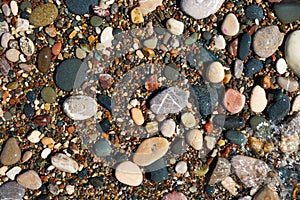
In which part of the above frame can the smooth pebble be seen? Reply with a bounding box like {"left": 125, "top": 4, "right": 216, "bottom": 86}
{"left": 51, "top": 153, "right": 79, "bottom": 173}
{"left": 250, "top": 85, "right": 268, "bottom": 113}
{"left": 115, "top": 161, "right": 143, "bottom": 186}
{"left": 221, "top": 13, "right": 239, "bottom": 36}
{"left": 186, "top": 129, "right": 203, "bottom": 150}
{"left": 166, "top": 18, "right": 184, "bottom": 35}
{"left": 17, "top": 170, "right": 42, "bottom": 190}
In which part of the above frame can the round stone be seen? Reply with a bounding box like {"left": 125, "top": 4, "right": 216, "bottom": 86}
{"left": 29, "top": 3, "right": 58, "bottom": 27}
{"left": 51, "top": 153, "right": 79, "bottom": 173}
{"left": 245, "top": 4, "right": 263, "bottom": 21}
{"left": 213, "top": 35, "right": 226, "bottom": 50}
{"left": 5, "top": 49, "right": 20, "bottom": 62}
{"left": 160, "top": 119, "right": 176, "bottom": 138}
{"left": 1, "top": 32, "right": 14, "bottom": 48}
{"left": 0, "top": 138, "right": 21, "bottom": 166}
{"left": 250, "top": 85, "right": 268, "bottom": 113}
{"left": 285, "top": 30, "right": 300, "bottom": 77}
{"left": 63, "top": 95, "right": 98, "bottom": 120}
{"left": 221, "top": 13, "right": 239, "bottom": 36}
{"left": 90, "top": 16, "right": 103, "bottom": 27}
{"left": 75, "top": 47, "right": 86, "bottom": 59}
{"left": 175, "top": 161, "right": 188, "bottom": 174}
{"left": 223, "top": 89, "right": 245, "bottom": 114}
{"left": 65, "top": 0, "right": 98, "bottom": 15}
{"left": 41, "top": 87, "right": 56, "bottom": 103}
{"left": 277, "top": 77, "right": 299, "bottom": 92}
{"left": 276, "top": 58, "right": 287, "bottom": 74}
{"left": 133, "top": 137, "right": 169, "bottom": 166}
{"left": 115, "top": 161, "right": 143, "bottom": 186}
{"left": 206, "top": 61, "right": 225, "bottom": 83}
{"left": 10, "top": 1, "right": 18, "bottom": 16}
{"left": 19, "top": 37, "right": 35, "bottom": 56}
{"left": 225, "top": 130, "right": 247, "bottom": 145}
{"left": 94, "top": 139, "right": 112, "bottom": 157}
{"left": 17, "top": 170, "right": 42, "bottom": 190}
{"left": 131, "top": 107, "right": 144, "bottom": 126}
{"left": 166, "top": 18, "right": 184, "bottom": 35}
{"left": 181, "top": 112, "right": 197, "bottom": 128}
{"left": 37, "top": 46, "right": 52, "bottom": 73}
{"left": 185, "top": 129, "right": 203, "bottom": 150}
{"left": 101, "top": 27, "right": 114, "bottom": 47}
{"left": 0, "top": 181, "right": 25, "bottom": 200}
{"left": 163, "top": 63, "right": 179, "bottom": 81}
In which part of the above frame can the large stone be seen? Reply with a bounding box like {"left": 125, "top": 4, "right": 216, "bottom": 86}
{"left": 133, "top": 137, "right": 169, "bottom": 166}
{"left": 29, "top": 3, "right": 58, "bottom": 27}
{"left": 285, "top": 30, "right": 300, "bottom": 77}
{"left": 180, "top": 0, "right": 225, "bottom": 20}
{"left": 0, "top": 181, "right": 25, "bottom": 200}
{"left": 274, "top": 2, "right": 300, "bottom": 24}
{"left": 51, "top": 153, "right": 79, "bottom": 173}
{"left": 0, "top": 138, "right": 21, "bottom": 166}
{"left": 150, "top": 87, "right": 189, "bottom": 115}
{"left": 115, "top": 161, "right": 143, "bottom": 186}
{"left": 209, "top": 157, "right": 231, "bottom": 185}
{"left": 17, "top": 170, "right": 42, "bottom": 190}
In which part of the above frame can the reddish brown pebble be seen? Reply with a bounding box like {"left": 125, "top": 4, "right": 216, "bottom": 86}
{"left": 34, "top": 115, "right": 51, "bottom": 126}
{"left": 52, "top": 42, "right": 62, "bottom": 55}
{"left": 162, "top": 191, "right": 187, "bottom": 200}
{"left": 37, "top": 46, "right": 52, "bottom": 73}
{"left": 223, "top": 89, "right": 245, "bottom": 114}
{"left": 99, "top": 74, "right": 113, "bottom": 89}
{"left": 228, "top": 38, "right": 238, "bottom": 57}
{"left": 145, "top": 74, "right": 158, "bottom": 91}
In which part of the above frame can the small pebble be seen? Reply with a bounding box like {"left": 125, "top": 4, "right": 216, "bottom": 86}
{"left": 277, "top": 77, "right": 299, "bottom": 92}
{"left": 225, "top": 130, "right": 247, "bottom": 145}
{"left": 213, "top": 35, "right": 226, "bottom": 50}
{"left": 131, "top": 7, "right": 144, "bottom": 24}
{"left": 5, "top": 49, "right": 20, "bottom": 63}
{"left": 0, "top": 181, "right": 25, "bottom": 200}
{"left": 276, "top": 58, "right": 287, "bottom": 74}
{"left": 250, "top": 85, "right": 268, "bottom": 113}
{"left": 244, "top": 58, "right": 263, "bottom": 77}
{"left": 27, "top": 130, "right": 41, "bottom": 143}
{"left": 162, "top": 192, "right": 187, "bottom": 200}
{"left": 51, "top": 153, "right": 79, "bottom": 173}
{"left": 22, "top": 151, "right": 33, "bottom": 163}
{"left": 41, "top": 87, "right": 56, "bottom": 103}
{"left": 52, "top": 42, "right": 62, "bottom": 56}
{"left": 245, "top": 4, "right": 263, "bottom": 21}
{"left": 160, "top": 119, "right": 176, "bottom": 138}
{"left": 234, "top": 59, "right": 244, "bottom": 78}
{"left": 10, "top": 1, "right": 18, "bottom": 16}
{"left": 166, "top": 18, "right": 184, "bottom": 35}
{"left": 41, "top": 148, "right": 51, "bottom": 159}
{"left": 19, "top": 37, "right": 35, "bottom": 56}
{"left": 94, "top": 139, "right": 112, "bottom": 157}
{"left": 185, "top": 129, "right": 203, "bottom": 150}
{"left": 139, "top": 0, "right": 162, "bottom": 15}
{"left": 37, "top": 46, "right": 52, "bottom": 73}
{"left": 223, "top": 89, "right": 245, "bottom": 114}
{"left": 6, "top": 166, "right": 22, "bottom": 180}
{"left": 2, "top": 4, "right": 11, "bottom": 17}
{"left": 209, "top": 157, "right": 231, "bottom": 184}
{"left": 131, "top": 107, "right": 144, "bottom": 125}
{"left": 238, "top": 33, "right": 251, "bottom": 60}
{"left": 206, "top": 61, "right": 225, "bottom": 83}
{"left": 29, "top": 3, "right": 58, "bottom": 27}
{"left": 175, "top": 161, "right": 188, "bottom": 174}
{"left": 75, "top": 47, "right": 86, "bottom": 59}
{"left": 181, "top": 112, "right": 196, "bottom": 128}
{"left": 221, "top": 13, "right": 239, "bottom": 36}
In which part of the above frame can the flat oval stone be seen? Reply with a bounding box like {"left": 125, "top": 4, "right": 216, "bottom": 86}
{"left": 253, "top": 26, "right": 284, "bottom": 58}
{"left": 186, "top": 129, "right": 203, "bottom": 150}
{"left": 268, "top": 93, "right": 290, "bottom": 121}
{"left": 250, "top": 85, "right": 268, "bottom": 113}
{"left": 166, "top": 18, "right": 184, "bottom": 35}
{"left": 164, "top": 63, "right": 179, "bottom": 81}
{"left": 234, "top": 59, "right": 243, "bottom": 78}
{"left": 238, "top": 33, "right": 251, "bottom": 60}
{"left": 94, "top": 139, "right": 112, "bottom": 157}
{"left": 10, "top": 1, "right": 18, "bottom": 16}
{"left": 37, "top": 46, "right": 52, "bottom": 73}
{"left": 276, "top": 58, "right": 287, "bottom": 74}
{"left": 29, "top": 3, "right": 58, "bottom": 27}
{"left": 133, "top": 137, "right": 169, "bottom": 166}
{"left": 274, "top": 2, "right": 300, "bottom": 24}
{"left": 206, "top": 61, "right": 225, "bottom": 83}
{"left": 65, "top": 0, "right": 98, "bottom": 15}
{"left": 52, "top": 42, "right": 62, "bottom": 56}
{"left": 115, "top": 161, "right": 143, "bottom": 186}
{"left": 0, "top": 138, "right": 21, "bottom": 166}
{"left": 225, "top": 130, "right": 247, "bottom": 145}
{"left": 2, "top": 4, "right": 11, "bottom": 16}
{"left": 17, "top": 170, "right": 42, "bottom": 190}
{"left": 51, "top": 153, "right": 79, "bottom": 173}
{"left": 19, "top": 37, "right": 35, "bottom": 56}
{"left": 181, "top": 112, "right": 196, "bottom": 128}
{"left": 0, "top": 181, "right": 25, "bottom": 200}
{"left": 223, "top": 89, "right": 245, "bottom": 114}
{"left": 222, "top": 13, "right": 239, "bottom": 36}
{"left": 285, "top": 30, "right": 300, "bottom": 77}
{"left": 63, "top": 95, "right": 98, "bottom": 120}
{"left": 131, "top": 107, "right": 144, "bottom": 125}
{"left": 277, "top": 77, "right": 299, "bottom": 92}
{"left": 41, "top": 86, "right": 56, "bottom": 103}
{"left": 5, "top": 49, "right": 20, "bottom": 62}
{"left": 245, "top": 4, "right": 263, "bottom": 21}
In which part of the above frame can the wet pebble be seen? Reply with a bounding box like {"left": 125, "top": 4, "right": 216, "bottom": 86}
{"left": 274, "top": 2, "right": 300, "bottom": 24}
{"left": 250, "top": 85, "right": 268, "bottom": 113}
{"left": 2, "top": 4, "right": 11, "bottom": 17}
{"left": 221, "top": 13, "right": 239, "bottom": 36}
{"left": 166, "top": 18, "right": 184, "bottom": 35}
{"left": 160, "top": 119, "right": 176, "bottom": 138}
{"left": 17, "top": 170, "right": 42, "bottom": 190}
{"left": 19, "top": 37, "right": 35, "bottom": 56}
{"left": 277, "top": 77, "right": 299, "bottom": 92}
{"left": 131, "top": 7, "right": 144, "bottom": 24}
{"left": 131, "top": 107, "right": 144, "bottom": 125}
{"left": 0, "top": 181, "right": 25, "bottom": 200}
{"left": 292, "top": 95, "right": 300, "bottom": 113}
{"left": 244, "top": 58, "right": 263, "bottom": 77}
{"left": 5, "top": 49, "right": 20, "bottom": 62}
{"left": 175, "top": 161, "right": 188, "bottom": 174}
{"left": 0, "top": 138, "right": 21, "bottom": 166}
{"left": 115, "top": 161, "right": 143, "bottom": 186}
{"left": 163, "top": 63, "right": 179, "bottom": 81}
{"left": 27, "top": 130, "right": 41, "bottom": 143}
{"left": 37, "top": 46, "right": 52, "bottom": 73}
{"left": 225, "top": 130, "right": 247, "bottom": 145}
{"left": 162, "top": 192, "right": 187, "bottom": 200}
{"left": 139, "top": 0, "right": 162, "bottom": 15}
{"left": 10, "top": 1, "right": 18, "bottom": 16}
{"left": 212, "top": 114, "right": 245, "bottom": 130}
{"left": 52, "top": 42, "right": 62, "bottom": 56}
{"left": 148, "top": 159, "right": 168, "bottom": 182}
{"left": 268, "top": 92, "right": 290, "bottom": 121}
{"left": 253, "top": 186, "right": 280, "bottom": 200}
{"left": 181, "top": 112, "right": 196, "bottom": 128}
{"left": 0, "top": 58, "right": 10, "bottom": 76}
{"left": 29, "top": 3, "right": 58, "bottom": 27}
{"left": 206, "top": 61, "right": 225, "bottom": 83}
{"left": 276, "top": 58, "right": 287, "bottom": 74}
{"left": 23, "top": 104, "right": 35, "bottom": 119}
{"left": 186, "top": 129, "right": 203, "bottom": 150}
{"left": 6, "top": 166, "right": 22, "bottom": 180}
{"left": 223, "top": 89, "right": 245, "bottom": 114}
{"left": 213, "top": 35, "right": 226, "bottom": 50}
{"left": 41, "top": 87, "right": 56, "bottom": 103}
{"left": 65, "top": 0, "right": 98, "bottom": 15}
{"left": 234, "top": 59, "right": 243, "bottom": 78}
{"left": 238, "top": 33, "right": 251, "bottom": 60}
{"left": 94, "top": 139, "right": 112, "bottom": 157}
{"left": 51, "top": 153, "right": 79, "bottom": 173}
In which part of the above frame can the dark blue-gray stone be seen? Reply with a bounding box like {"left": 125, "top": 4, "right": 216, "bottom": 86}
{"left": 268, "top": 94, "right": 290, "bottom": 121}
{"left": 171, "top": 137, "right": 187, "bottom": 154}
{"left": 274, "top": 2, "right": 300, "bottom": 24}
{"left": 0, "top": 181, "right": 25, "bottom": 200}
{"left": 97, "top": 118, "right": 111, "bottom": 132}
{"left": 146, "top": 159, "right": 168, "bottom": 182}
{"left": 239, "top": 33, "right": 251, "bottom": 60}
{"left": 225, "top": 130, "right": 247, "bottom": 145}
{"left": 23, "top": 103, "right": 35, "bottom": 119}
{"left": 244, "top": 58, "right": 263, "bottom": 77}
{"left": 96, "top": 94, "right": 114, "bottom": 112}
{"left": 213, "top": 115, "right": 245, "bottom": 130}
{"left": 65, "top": 0, "right": 98, "bottom": 15}
{"left": 245, "top": 4, "right": 264, "bottom": 21}
{"left": 93, "top": 139, "right": 112, "bottom": 157}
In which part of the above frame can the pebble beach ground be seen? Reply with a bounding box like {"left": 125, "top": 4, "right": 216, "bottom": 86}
{"left": 0, "top": 0, "right": 300, "bottom": 199}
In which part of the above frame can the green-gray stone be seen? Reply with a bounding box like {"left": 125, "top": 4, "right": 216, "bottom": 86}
{"left": 29, "top": 3, "right": 58, "bottom": 27}
{"left": 163, "top": 63, "right": 179, "bottom": 81}
{"left": 20, "top": 1, "right": 32, "bottom": 11}
{"left": 41, "top": 87, "right": 56, "bottom": 103}
{"left": 185, "top": 33, "right": 198, "bottom": 45}
{"left": 225, "top": 130, "right": 247, "bottom": 145}
{"left": 250, "top": 116, "right": 270, "bottom": 138}
{"left": 93, "top": 139, "right": 112, "bottom": 157}
{"left": 274, "top": 2, "right": 300, "bottom": 24}
{"left": 90, "top": 16, "right": 103, "bottom": 27}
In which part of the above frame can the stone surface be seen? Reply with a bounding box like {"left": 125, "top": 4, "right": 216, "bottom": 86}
{"left": 41, "top": 87, "right": 56, "bottom": 103}
{"left": 27, "top": 130, "right": 41, "bottom": 143}
{"left": 180, "top": 0, "right": 225, "bottom": 20}
{"left": 19, "top": 37, "right": 35, "bottom": 56}
{"left": 65, "top": 0, "right": 98, "bottom": 15}
{"left": 253, "top": 186, "right": 280, "bottom": 200}
{"left": 150, "top": 87, "right": 189, "bottom": 115}
{"left": 181, "top": 112, "right": 196, "bottom": 128}
{"left": 0, "top": 138, "right": 21, "bottom": 166}
{"left": 37, "top": 46, "right": 52, "bottom": 74}
{"left": 51, "top": 153, "right": 79, "bottom": 173}
{"left": 175, "top": 161, "right": 188, "bottom": 174}
{"left": 223, "top": 89, "right": 245, "bottom": 114}
{"left": 94, "top": 139, "right": 112, "bottom": 157}
{"left": 139, "top": 0, "right": 163, "bottom": 15}
{"left": 231, "top": 155, "right": 270, "bottom": 187}
{"left": 29, "top": 3, "right": 58, "bottom": 27}
{"left": 115, "top": 161, "right": 143, "bottom": 186}
{"left": 225, "top": 130, "right": 247, "bottom": 145}
{"left": 131, "top": 7, "right": 144, "bottom": 24}
{"left": 162, "top": 192, "right": 187, "bottom": 200}
{"left": 17, "top": 170, "right": 42, "bottom": 190}
{"left": 277, "top": 77, "right": 299, "bottom": 92}
{"left": 63, "top": 95, "right": 98, "bottom": 120}
{"left": 245, "top": 4, "right": 263, "bottom": 21}
{"left": 166, "top": 18, "right": 184, "bottom": 35}
{"left": 131, "top": 108, "right": 144, "bottom": 125}
{"left": 186, "top": 129, "right": 203, "bottom": 150}
{"left": 238, "top": 33, "right": 251, "bottom": 60}
{"left": 244, "top": 58, "right": 263, "bottom": 77}
{"left": 253, "top": 26, "right": 284, "bottom": 58}
{"left": 160, "top": 119, "right": 176, "bottom": 137}
{"left": 221, "top": 177, "right": 238, "bottom": 196}
{"left": 145, "top": 121, "right": 159, "bottom": 134}
{"left": 213, "top": 35, "right": 226, "bottom": 50}
{"left": 285, "top": 30, "right": 300, "bottom": 77}
{"left": 274, "top": 2, "right": 300, "bottom": 24}
{"left": 250, "top": 85, "right": 268, "bottom": 113}
{"left": 133, "top": 137, "right": 169, "bottom": 166}
{"left": 143, "top": 37, "right": 158, "bottom": 49}
{"left": 221, "top": 13, "right": 239, "bottom": 36}
{"left": 99, "top": 74, "right": 113, "bottom": 89}
{"left": 276, "top": 58, "right": 287, "bottom": 74}
{"left": 206, "top": 61, "right": 225, "bottom": 83}
{"left": 0, "top": 181, "right": 25, "bottom": 200}
{"left": 5, "top": 49, "right": 20, "bottom": 63}
{"left": 209, "top": 157, "right": 231, "bottom": 185}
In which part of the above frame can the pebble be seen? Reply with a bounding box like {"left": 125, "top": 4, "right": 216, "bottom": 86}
{"left": 0, "top": 138, "right": 21, "bottom": 166}
{"left": 212, "top": 115, "right": 245, "bottom": 130}
{"left": 29, "top": 3, "right": 58, "bottom": 27}
{"left": 250, "top": 85, "right": 268, "bottom": 113}
{"left": 19, "top": 37, "right": 35, "bottom": 56}
{"left": 249, "top": 137, "right": 264, "bottom": 153}
{"left": 75, "top": 47, "right": 87, "bottom": 59}
{"left": 274, "top": 2, "right": 300, "bottom": 24}
{"left": 238, "top": 33, "right": 251, "bottom": 60}
{"left": 52, "top": 42, "right": 62, "bottom": 56}
{"left": 139, "top": 0, "right": 162, "bottom": 15}
{"left": 253, "top": 26, "right": 284, "bottom": 58}
{"left": 48, "top": 183, "right": 60, "bottom": 195}
{"left": 115, "top": 161, "right": 143, "bottom": 186}
{"left": 0, "top": 181, "right": 25, "bottom": 200}
{"left": 2, "top": 4, "right": 11, "bottom": 17}
{"left": 17, "top": 170, "right": 42, "bottom": 190}
{"left": 185, "top": 129, "right": 203, "bottom": 150}
{"left": 244, "top": 58, "right": 263, "bottom": 77}
{"left": 63, "top": 95, "right": 98, "bottom": 120}
{"left": 133, "top": 137, "right": 169, "bottom": 166}
{"left": 292, "top": 95, "right": 300, "bottom": 113}
{"left": 51, "top": 153, "right": 79, "bottom": 173}
{"left": 221, "top": 177, "right": 238, "bottom": 196}
{"left": 93, "top": 139, "right": 112, "bottom": 157}
{"left": 180, "top": 0, "right": 225, "bottom": 19}
{"left": 66, "top": 0, "right": 98, "bottom": 14}
{"left": 5, "top": 49, "right": 20, "bottom": 62}
{"left": 97, "top": 94, "right": 114, "bottom": 112}
{"left": 131, "top": 7, "right": 144, "bottom": 24}
{"left": 225, "top": 130, "right": 247, "bottom": 145}
{"left": 0, "top": 58, "right": 10, "bottom": 76}
{"left": 6, "top": 166, "right": 22, "bottom": 180}
{"left": 285, "top": 30, "right": 300, "bottom": 77}
{"left": 37, "top": 46, "right": 52, "bottom": 74}
{"left": 268, "top": 92, "right": 290, "bottom": 121}
{"left": 223, "top": 89, "right": 245, "bottom": 114}
{"left": 213, "top": 35, "right": 226, "bottom": 50}
{"left": 209, "top": 157, "right": 231, "bottom": 185}
{"left": 10, "top": 1, "right": 18, "bottom": 16}
{"left": 131, "top": 107, "right": 144, "bottom": 125}
{"left": 41, "top": 148, "right": 51, "bottom": 159}
{"left": 90, "top": 16, "right": 102, "bottom": 27}
{"left": 27, "top": 130, "right": 41, "bottom": 143}
{"left": 160, "top": 119, "right": 176, "bottom": 137}
{"left": 55, "top": 58, "right": 88, "bottom": 91}
{"left": 23, "top": 104, "right": 35, "bottom": 119}
{"left": 280, "top": 132, "right": 299, "bottom": 154}
{"left": 185, "top": 32, "right": 198, "bottom": 45}
{"left": 250, "top": 116, "right": 270, "bottom": 138}
{"left": 206, "top": 61, "right": 225, "bottom": 83}
{"left": 162, "top": 192, "right": 187, "bottom": 200}
{"left": 101, "top": 27, "right": 114, "bottom": 47}
{"left": 163, "top": 63, "right": 179, "bottom": 81}
{"left": 15, "top": 18, "right": 30, "bottom": 33}
{"left": 150, "top": 87, "right": 189, "bottom": 114}
{"left": 66, "top": 185, "right": 75, "bottom": 195}
{"left": 99, "top": 74, "right": 113, "bottom": 89}
{"left": 181, "top": 112, "right": 196, "bottom": 128}
{"left": 143, "top": 37, "right": 158, "bottom": 49}
{"left": 245, "top": 4, "right": 263, "bottom": 21}
{"left": 166, "top": 18, "right": 184, "bottom": 35}
{"left": 253, "top": 186, "right": 280, "bottom": 200}
{"left": 171, "top": 137, "right": 187, "bottom": 154}
{"left": 22, "top": 151, "right": 33, "bottom": 163}
{"left": 41, "top": 87, "right": 56, "bottom": 103}
{"left": 175, "top": 161, "right": 188, "bottom": 174}
{"left": 277, "top": 77, "right": 299, "bottom": 92}
{"left": 234, "top": 59, "right": 243, "bottom": 78}
{"left": 221, "top": 13, "right": 239, "bottom": 36}
{"left": 89, "top": 176, "right": 104, "bottom": 187}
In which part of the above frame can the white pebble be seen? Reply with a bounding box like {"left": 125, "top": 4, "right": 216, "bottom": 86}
{"left": 276, "top": 58, "right": 287, "bottom": 74}
{"left": 101, "top": 27, "right": 114, "bottom": 47}
{"left": 214, "top": 35, "right": 226, "bottom": 50}
{"left": 41, "top": 148, "right": 52, "bottom": 159}
{"left": 175, "top": 161, "right": 188, "bottom": 174}
{"left": 27, "top": 130, "right": 41, "bottom": 143}
{"left": 6, "top": 166, "right": 22, "bottom": 180}
{"left": 166, "top": 18, "right": 184, "bottom": 35}
{"left": 66, "top": 185, "right": 75, "bottom": 195}
{"left": 160, "top": 119, "right": 176, "bottom": 138}
{"left": 10, "top": 1, "right": 18, "bottom": 16}
{"left": 2, "top": 4, "right": 11, "bottom": 17}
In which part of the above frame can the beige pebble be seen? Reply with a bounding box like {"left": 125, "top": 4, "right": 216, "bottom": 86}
{"left": 75, "top": 47, "right": 86, "bottom": 59}
{"left": 221, "top": 177, "right": 239, "bottom": 196}
{"left": 160, "top": 119, "right": 176, "bottom": 138}
{"left": 250, "top": 85, "right": 268, "bottom": 113}
{"left": 27, "top": 130, "right": 41, "bottom": 143}
{"left": 51, "top": 153, "right": 79, "bottom": 173}
{"left": 277, "top": 77, "right": 299, "bottom": 92}
{"left": 17, "top": 170, "right": 42, "bottom": 190}
{"left": 175, "top": 161, "right": 188, "bottom": 174}
{"left": 139, "top": 0, "right": 162, "bottom": 15}
{"left": 166, "top": 18, "right": 184, "bottom": 35}
{"left": 181, "top": 112, "right": 196, "bottom": 128}
{"left": 6, "top": 166, "right": 22, "bottom": 180}
{"left": 100, "top": 27, "right": 114, "bottom": 47}
{"left": 0, "top": 166, "right": 8, "bottom": 176}
{"left": 5, "top": 49, "right": 20, "bottom": 62}
{"left": 41, "top": 148, "right": 51, "bottom": 159}
{"left": 186, "top": 129, "right": 203, "bottom": 150}
{"left": 115, "top": 161, "right": 143, "bottom": 186}
{"left": 131, "top": 107, "right": 144, "bottom": 125}
{"left": 131, "top": 7, "right": 144, "bottom": 24}
{"left": 221, "top": 13, "right": 239, "bottom": 36}
{"left": 253, "top": 186, "right": 280, "bottom": 200}
{"left": 10, "top": 1, "right": 18, "bottom": 16}
{"left": 22, "top": 151, "right": 33, "bottom": 163}
{"left": 66, "top": 185, "right": 75, "bottom": 195}
{"left": 280, "top": 133, "right": 299, "bottom": 154}
{"left": 292, "top": 95, "right": 300, "bottom": 113}
{"left": 206, "top": 61, "right": 225, "bottom": 83}
{"left": 145, "top": 121, "right": 159, "bottom": 134}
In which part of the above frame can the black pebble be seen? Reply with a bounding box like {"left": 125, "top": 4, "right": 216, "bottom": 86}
{"left": 97, "top": 118, "right": 111, "bottom": 132}
{"left": 268, "top": 94, "right": 290, "bottom": 122}
{"left": 65, "top": 0, "right": 98, "bottom": 15}
{"left": 146, "top": 159, "right": 168, "bottom": 182}
{"left": 89, "top": 176, "right": 105, "bottom": 187}
{"left": 96, "top": 94, "right": 114, "bottom": 112}
{"left": 239, "top": 33, "right": 251, "bottom": 61}
{"left": 213, "top": 115, "right": 245, "bottom": 130}
{"left": 23, "top": 103, "right": 35, "bottom": 119}
{"left": 244, "top": 58, "right": 263, "bottom": 77}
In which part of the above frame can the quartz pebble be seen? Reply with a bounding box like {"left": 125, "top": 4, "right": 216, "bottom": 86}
{"left": 6, "top": 166, "right": 22, "bottom": 180}
{"left": 27, "top": 130, "right": 41, "bottom": 143}
{"left": 250, "top": 85, "right": 268, "bottom": 113}
{"left": 0, "top": 58, "right": 10, "bottom": 76}
{"left": 0, "top": 138, "right": 21, "bottom": 166}
{"left": 186, "top": 129, "right": 203, "bottom": 150}
{"left": 63, "top": 95, "right": 98, "bottom": 120}
{"left": 37, "top": 46, "right": 52, "bottom": 73}
{"left": 115, "top": 161, "right": 143, "bottom": 186}
{"left": 1, "top": 32, "right": 14, "bottom": 48}
{"left": 133, "top": 137, "right": 169, "bottom": 166}
{"left": 29, "top": 3, "right": 58, "bottom": 27}
{"left": 131, "top": 107, "right": 144, "bottom": 125}
{"left": 0, "top": 181, "right": 25, "bottom": 200}
{"left": 66, "top": 185, "right": 75, "bottom": 195}
{"left": 181, "top": 112, "right": 196, "bottom": 128}
{"left": 5, "top": 49, "right": 20, "bottom": 62}
{"left": 209, "top": 157, "right": 231, "bottom": 185}
{"left": 131, "top": 7, "right": 144, "bottom": 24}
{"left": 160, "top": 119, "right": 176, "bottom": 137}
{"left": 15, "top": 18, "right": 30, "bottom": 33}
{"left": 277, "top": 77, "right": 299, "bottom": 92}
{"left": 223, "top": 89, "right": 245, "bottom": 114}
{"left": 17, "top": 170, "right": 42, "bottom": 190}
{"left": 41, "top": 148, "right": 51, "bottom": 159}
{"left": 166, "top": 18, "right": 184, "bottom": 35}
{"left": 221, "top": 13, "right": 239, "bottom": 36}
{"left": 253, "top": 186, "right": 280, "bottom": 200}
{"left": 139, "top": 0, "right": 163, "bottom": 15}
{"left": 10, "top": 1, "right": 18, "bottom": 16}
{"left": 51, "top": 153, "right": 79, "bottom": 173}
{"left": 213, "top": 35, "right": 226, "bottom": 50}
{"left": 206, "top": 61, "right": 225, "bottom": 83}
{"left": 19, "top": 37, "right": 35, "bottom": 56}
{"left": 175, "top": 161, "right": 188, "bottom": 174}
{"left": 101, "top": 27, "right": 114, "bottom": 47}
{"left": 285, "top": 30, "right": 300, "bottom": 77}
{"left": 276, "top": 58, "right": 287, "bottom": 74}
